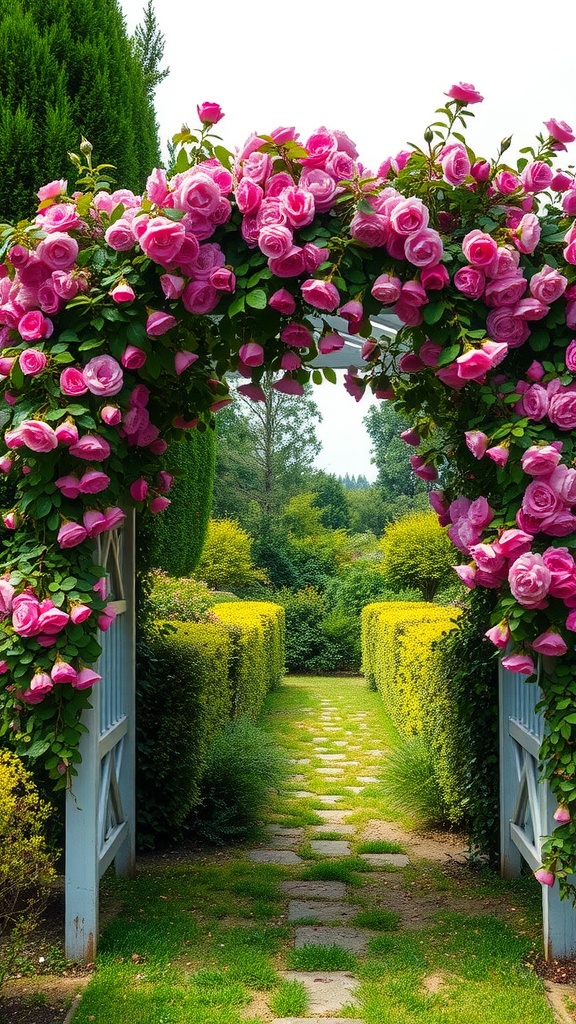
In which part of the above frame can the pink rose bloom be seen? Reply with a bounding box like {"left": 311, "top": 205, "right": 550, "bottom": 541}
{"left": 485, "top": 621, "right": 511, "bottom": 648}
{"left": 197, "top": 101, "right": 224, "bottom": 124}
{"left": 522, "top": 478, "right": 562, "bottom": 521}
{"left": 456, "top": 349, "right": 491, "bottom": 380}
{"left": 530, "top": 265, "right": 567, "bottom": 304}
{"left": 280, "top": 186, "right": 315, "bottom": 228}
{"left": 21, "top": 671, "right": 54, "bottom": 704}
{"left": 268, "top": 288, "right": 296, "bottom": 314}
{"left": 486, "top": 307, "right": 530, "bottom": 348}
{"left": 544, "top": 118, "right": 575, "bottom": 145}
{"left": 174, "top": 350, "right": 199, "bottom": 375}
{"left": 418, "top": 340, "right": 442, "bottom": 367}
{"left": 514, "top": 297, "right": 549, "bottom": 321}
{"left": 371, "top": 274, "right": 402, "bottom": 305}
{"left": 548, "top": 385, "right": 576, "bottom": 430}
{"left": 160, "top": 274, "right": 185, "bottom": 300}
{"left": 298, "top": 168, "right": 338, "bottom": 212}
{"left": 420, "top": 263, "right": 449, "bottom": 290}
{"left": 399, "top": 353, "right": 424, "bottom": 373}
{"left": 409, "top": 455, "right": 437, "bottom": 481}
{"left": 469, "top": 542, "right": 506, "bottom": 574}
{"left": 100, "top": 405, "right": 121, "bottom": 426}
{"left": 237, "top": 382, "right": 266, "bottom": 402}
{"left": 18, "top": 310, "right": 53, "bottom": 341}
{"left": 509, "top": 552, "right": 551, "bottom": 607}
{"left": 181, "top": 280, "right": 219, "bottom": 314}
{"left": 498, "top": 529, "right": 533, "bottom": 558}
{"left": 74, "top": 668, "right": 102, "bottom": 690}
{"left": 484, "top": 273, "right": 527, "bottom": 308}
{"left": 521, "top": 445, "right": 563, "bottom": 476}
{"left": 83, "top": 510, "right": 108, "bottom": 537}
{"left": 280, "top": 351, "right": 301, "bottom": 370}
{"left": 389, "top": 197, "right": 429, "bottom": 236}
{"left": 78, "top": 470, "right": 110, "bottom": 494}
{"left": 439, "top": 142, "right": 471, "bottom": 185}
{"left": 318, "top": 333, "right": 345, "bottom": 355}
{"left": 471, "top": 160, "right": 490, "bottom": 182}
{"left": 36, "top": 232, "right": 78, "bottom": 271}
{"left": 492, "top": 170, "right": 521, "bottom": 195}
{"left": 565, "top": 340, "right": 576, "bottom": 372}
{"left": 37, "top": 605, "right": 69, "bottom": 634}
{"left": 0, "top": 578, "right": 14, "bottom": 618}
{"left": 301, "top": 279, "right": 340, "bottom": 312}
{"left": 501, "top": 653, "right": 536, "bottom": 676}
{"left": 121, "top": 345, "right": 147, "bottom": 370}
{"left": 110, "top": 282, "right": 135, "bottom": 303}
{"left": 19, "top": 348, "right": 47, "bottom": 376}
{"left": 486, "top": 446, "right": 509, "bottom": 466}
{"left": 241, "top": 150, "right": 272, "bottom": 184}
{"left": 513, "top": 213, "right": 541, "bottom": 254}
{"left": 280, "top": 323, "right": 313, "bottom": 349}
{"left": 549, "top": 464, "right": 576, "bottom": 504}
{"left": 210, "top": 267, "right": 236, "bottom": 291}
{"left": 349, "top": 210, "right": 389, "bottom": 248}
{"left": 60, "top": 367, "right": 88, "bottom": 396}
{"left": 258, "top": 224, "right": 293, "bottom": 260}
{"left": 55, "top": 420, "right": 79, "bottom": 446}
{"left": 453, "top": 266, "right": 485, "bottom": 299}
{"left": 526, "top": 360, "right": 545, "bottom": 381}
{"left": 104, "top": 219, "right": 136, "bottom": 251}
{"left": 519, "top": 383, "right": 549, "bottom": 420}
{"left": 139, "top": 217, "right": 186, "bottom": 266}
{"left": 462, "top": 230, "right": 498, "bottom": 267}
{"left": 172, "top": 171, "right": 221, "bottom": 217}
{"left": 51, "top": 659, "right": 78, "bottom": 684}
{"left": 235, "top": 177, "right": 263, "bottom": 215}
{"left": 37, "top": 178, "right": 67, "bottom": 202}
{"left": 272, "top": 375, "right": 305, "bottom": 397}
{"left": 12, "top": 592, "right": 41, "bottom": 636}
{"left": 130, "top": 478, "right": 149, "bottom": 502}
{"left": 404, "top": 228, "right": 443, "bottom": 267}
{"left": 542, "top": 547, "right": 576, "bottom": 598}
{"left": 83, "top": 354, "right": 124, "bottom": 396}
{"left": 268, "top": 246, "right": 307, "bottom": 278}
{"left": 102, "top": 507, "right": 126, "bottom": 531}
{"left": 55, "top": 474, "right": 81, "bottom": 498}
{"left": 18, "top": 420, "right": 58, "bottom": 452}
{"left": 238, "top": 342, "right": 265, "bottom": 367}
{"left": 554, "top": 805, "right": 571, "bottom": 823}
{"left": 445, "top": 82, "right": 483, "bottom": 104}
{"left": 465, "top": 430, "right": 489, "bottom": 458}
{"left": 69, "top": 434, "right": 111, "bottom": 461}
{"left": 145, "top": 312, "right": 178, "bottom": 336}
{"left": 453, "top": 564, "right": 477, "bottom": 589}
{"left": 531, "top": 631, "right": 568, "bottom": 657}
{"left": 521, "top": 161, "right": 554, "bottom": 193}
{"left": 57, "top": 521, "right": 88, "bottom": 548}
{"left": 145, "top": 167, "right": 169, "bottom": 205}
{"left": 149, "top": 496, "right": 171, "bottom": 514}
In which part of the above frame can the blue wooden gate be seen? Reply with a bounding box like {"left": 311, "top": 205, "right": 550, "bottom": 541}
{"left": 65, "top": 512, "right": 136, "bottom": 961}
{"left": 499, "top": 663, "right": 576, "bottom": 958}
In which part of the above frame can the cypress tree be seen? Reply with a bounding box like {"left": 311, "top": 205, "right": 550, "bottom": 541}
{"left": 0, "top": 0, "right": 161, "bottom": 220}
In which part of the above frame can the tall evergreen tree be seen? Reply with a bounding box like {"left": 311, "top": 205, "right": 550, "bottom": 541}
{"left": 131, "top": 0, "right": 170, "bottom": 101}
{"left": 0, "top": 0, "right": 161, "bottom": 220}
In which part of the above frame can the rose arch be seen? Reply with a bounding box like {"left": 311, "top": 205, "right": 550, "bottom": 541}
{"left": 1, "top": 85, "right": 576, "bottom": 952}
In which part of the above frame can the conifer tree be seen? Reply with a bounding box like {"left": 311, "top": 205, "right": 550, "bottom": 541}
{"left": 0, "top": 0, "right": 161, "bottom": 220}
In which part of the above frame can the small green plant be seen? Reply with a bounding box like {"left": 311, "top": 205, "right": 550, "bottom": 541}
{"left": 148, "top": 570, "right": 216, "bottom": 622}
{"left": 269, "top": 979, "right": 309, "bottom": 1016}
{"left": 350, "top": 908, "right": 401, "bottom": 931}
{"left": 193, "top": 718, "right": 288, "bottom": 843}
{"left": 287, "top": 943, "right": 358, "bottom": 971}
{"left": 379, "top": 734, "right": 448, "bottom": 828}
{"left": 299, "top": 860, "right": 363, "bottom": 884}
{"left": 357, "top": 840, "right": 405, "bottom": 854}
{"left": 0, "top": 751, "right": 57, "bottom": 992}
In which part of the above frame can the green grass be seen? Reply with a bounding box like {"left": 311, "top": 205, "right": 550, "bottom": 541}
{"left": 287, "top": 943, "right": 358, "bottom": 971}
{"left": 357, "top": 840, "right": 405, "bottom": 854}
{"left": 298, "top": 859, "right": 364, "bottom": 884}
{"left": 350, "top": 908, "right": 401, "bottom": 931}
{"left": 268, "top": 979, "right": 309, "bottom": 1016}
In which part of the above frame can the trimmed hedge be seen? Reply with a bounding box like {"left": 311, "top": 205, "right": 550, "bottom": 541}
{"left": 214, "top": 602, "right": 285, "bottom": 717}
{"left": 361, "top": 601, "right": 464, "bottom": 823}
{"left": 136, "top": 600, "right": 285, "bottom": 847}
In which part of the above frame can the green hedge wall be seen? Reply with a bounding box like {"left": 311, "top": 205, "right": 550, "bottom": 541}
{"left": 361, "top": 601, "right": 465, "bottom": 824}
{"left": 214, "top": 601, "right": 285, "bottom": 717}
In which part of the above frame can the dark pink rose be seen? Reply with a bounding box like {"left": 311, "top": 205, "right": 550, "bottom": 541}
{"left": 462, "top": 229, "right": 498, "bottom": 267}
{"left": 100, "top": 405, "right": 121, "bottom": 426}
{"left": 19, "top": 348, "right": 47, "bottom": 376}
{"left": 55, "top": 474, "right": 81, "bottom": 498}
{"left": 18, "top": 420, "right": 58, "bottom": 452}
{"left": 174, "top": 351, "right": 199, "bottom": 375}
{"left": 181, "top": 280, "right": 219, "bottom": 313}
{"left": 420, "top": 264, "right": 449, "bottom": 290}
{"left": 486, "top": 307, "right": 530, "bottom": 348}
{"left": 60, "top": 367, "right": 88, "bottom": 396}
{"left": 349, "top": 210, "right": 389, "bottom": 248}
{"left": 521, "top": 445, "right": 562, "bottom": 476}
{"left": 529, "top": 265, "right": 567, "bottom": 304}
{"left": 55, "top": 420, "right": 78, "bottom": 446}
{"left": 280, "top": 323, "right": 313, "bottom": 349}
{"left": 139, "top": 217, "right": 186, "bottom": 266}
{"left": 238, "top": 342, "right": 265, "bottom": 367}
{"left": 130, "top": 478, "right": 149, "bottom": 502}
{"left": 268, "top": 246, "right": 306, "bottom": 278}
{"left": 21, "top": 671, "right": 54, "bottom": 703}
{"left": 445, "top": 82, "right": 483, "bottom": 104}
{"left": 146, "top": 312, "right": 178, "bottom": 336}
{"left": 531, "top": 631, "right": 568, "bottom": 656}
{"left": 197, "top": 101, "right": 224, "bottom": 124}
{"left": 121, "top": 345, "right": 147, "bottom": 370}
{"left": 301, "top": 279, "right": 340, "bottom": 312}
{"left": 544, "top": 118, "right": 575, "bottom": 145}
{"left": 501, "top": 653, "right": 535, "bottom": 676}
{"left": 18, "top": 310, "right": 53, "bottom": 341}
{"left": 521, "top": 161, "right": 554, "bottom": 193}
{"left": 57, "top": 521, "right": 88, "bottom": 548}
{"left": 69, "top": 434, "right": 111, "bottom": 461}
{"left": 149, "top": 496, "right": 171, "bottom": 514}
{"left": 404, "top": 228, "right": 443, "bottom": 267}
{"left": 371, "top": 274, "right": 402, "bottom": 305}
{"left": 484, "top": 273, "right": 527, "bottom": 308}
{"left": 454, "top": 266, "right": 485, "bottom": 299}
{"left": 78, "top": 470, "right": 110, "bottom": 494}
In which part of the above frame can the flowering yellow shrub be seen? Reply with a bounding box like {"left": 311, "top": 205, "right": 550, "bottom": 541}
{"left": 215, "top": 601, "right": 285, "bottom": 716}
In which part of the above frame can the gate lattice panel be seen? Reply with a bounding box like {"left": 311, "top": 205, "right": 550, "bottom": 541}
{"left": 500, "top": 664, "right": 576, "bottom": 958}
{"left": 65, "top": 513, "right": 136, "bottom": 961}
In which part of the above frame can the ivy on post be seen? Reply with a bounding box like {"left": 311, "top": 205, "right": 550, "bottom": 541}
{"left": 0, "top": 88, "right": 575, "bottom": 940}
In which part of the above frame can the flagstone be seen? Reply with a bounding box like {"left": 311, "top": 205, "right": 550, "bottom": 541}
{"left": 280, "top": 880, "right": 347, "bottom": 898}
{"left": 279, "top": 971, "right": 360, "bottom": 1013}
{"left": 288, "top": 899, "right": 356, "bottom": 923}
{"left": 294, "top": 925, "right": 373, "bottom": 952}
{"left": 248, "top": 850, "right": 303, "bottom": 865}
{"left": 310, "top": 840, "right": 351, "bottom": 856}
{"left": 344, "top": 787, "right": 364, "bottom": 794}
{"left": 357, "top": 776, "right": 379, "bottom": 783}
{"left": 316, "top": 809, "right": 353, "bottom": 822}
{"left": 360, "top": 853, "right": 410, "bottom": 867}
{"left": 316, "top": 767, "right": 344, "bottom": 775}
{"left": 311, "top": 824, "right": 356, "bottom": 835}
{"left": 317, "top": 795, "right": 342, "bottom": 804}
{"left": 292, "top": 791, "right": 314, "bottom": 798}
{"left": 316, "top": 753, "right": 346, "bottom": 761}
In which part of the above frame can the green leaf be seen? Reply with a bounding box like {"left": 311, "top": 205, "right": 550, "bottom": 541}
{"left": 246, "top": 289, "right": 267, "bottom": 310}
{"left": 436, "top": 344, "right": 461, "bottom": 368}
{"left": 422, "top": 302, "right": 446, "bottom": 325}
{"left": 228, "top": 295, "right": 246, "bottom": 318}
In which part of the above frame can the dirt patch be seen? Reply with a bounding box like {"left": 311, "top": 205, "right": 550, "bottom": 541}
{"left": 422, "top": 973, "right": 448, "bottom": 994}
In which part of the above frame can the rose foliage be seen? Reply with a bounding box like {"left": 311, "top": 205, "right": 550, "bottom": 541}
{"left": 0, "top": 92, "right": 575, "bottom": 891}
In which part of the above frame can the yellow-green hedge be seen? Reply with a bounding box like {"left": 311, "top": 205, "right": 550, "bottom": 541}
{"left": 214, "top": 601, "right": 285, "bottom": 718}
{"left": 361, "top": 601, "right": 464, "bottom": 822}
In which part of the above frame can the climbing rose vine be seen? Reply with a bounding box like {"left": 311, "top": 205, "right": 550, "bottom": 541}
{"left": 0, "top": 88, "right": 576, "bottom": 893}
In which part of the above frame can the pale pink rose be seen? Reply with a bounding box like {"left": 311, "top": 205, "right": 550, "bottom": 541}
{"left": 19, "top": 348, "right": 47, "bottom": 376}
{"left": 439, "top": 142, "right": 471, "bottom": 185}
{"left": 544, "top": 118, "right": 575, "bottom": 144}
{"left": 298, "top": 168, "right": 338, "bottom": 212}
{"left": 149, "top": 496, "right": 171, "bottom": 513}
{"left": 453, "top": 564, "right": 477, "bottom": 588}
{"left": 55, "top": 420, "right": 78, "bottom": 446}
{"left": 508, "top": 552, "right": 551, "bottom": 607}
{"left": 139, "top": 217, "right": 186, "bottom": 266}
{"left": 83, "top": 355, "right": 124, "bottom": 396}
{"left": 485, "top": 621, "right": 511, "bottom": 648}
{"left": 498, "top": 529, "right": 533, "bottom": 558}
{"left": 69, "top": 434, "right": 111, "bottom": 461}
{"left": 404, "top": 228, "right": 443, "bottom": 267}
{"left": 73, "top": 668, "right": 102, "bottom": 690}
{"left": 172, "top": 171, "right": 221, "bottom": 217}
{"left": 521, "top": 445, "right": 563, "bottom": 476}
{"left": 21, "top": 671, "right": 53, "bottom": 704}
{"left": 38, "top": 202, "right": 81, "bottom": 233}
{"left": 453, "top": 266, "right": 485, "bottom": 298}
{"left": 146, "top": 312, "right": 178, "bottom": 336}
{"left": 37, "top": 179, "right": 67, "bottom": 202}
{"left": 349, "top": 210, "right": 389, "bottom": 247}
{"left": 36, "top": 232, "right": 78, "bottom": 271}
{"left": 52, "top": 271, "right": 83, "bottom": 301}
{"left": 78, "top": 470, "right": 110, "bottom": 494}
{"left": 235, "top": 178, "right": 263, "bottom": 215}
{"left": 521, "top": 161, "right": 554, "bottom": 193}
{"left": 462, "top": 230, "right": 498, "bottom": 267}
{"left": 18, "top": 420, "right": 58, "bottom": 452}
{"left": 531, "top": 631, "right": 568, "bottom": 656}
{"left": 486, "top": 307, "right": 530, "bottom": 348}
{"left": 501, "top": 653, "right": 536, "bottom": 676}
{"left": 268, "top": 289, "right": 296, "bottom": 314}
{"left": 548, "top": 464, "right": 576, "bottom": 504}
{"left": 174, "top": 351, "right": 199, "bottom": 375}
{"left": 301, "top": 279, "right": 340, "bottom": 312}
{"left": 11, "top": 592, "right": 41, "bottom": 636}
{"left": 51, "top": 660, "right": 78, "bottom": 684}
{"left": 371, "top": 274, "right": 402, "bottom": 305}
{"left": 160, "top": 274, "right": 185, "bottom": 299}
{"left": 486, "top": 446, "right": 509, "bottom": 466}
{"left": 548, "top": 385, "right": 576, "bottom": 430}
{"left": 389, "top": 198, "right": 429, "bottom": 236}
{"left": 530, "top": 265, "right": 568, "bottom": 304}
{"left": 57, "top": 521, "right": 88, "bottom": 548}
{"left": 0, "top": 579, "right": 14, "bottom": 618}
{"left": 37, "top": 605, "right": 69, "bottom": 634}
{"left": 121, "top": 345, "right": 146, "bottom": 370}
{"left": 104, "top": 219, "right": 136, "bottom": 251}
{"left": 513, "top": 213, "right": 541, "bottom": 254}
{"left": 465, "top": 430, "right": 489, "bottom": 458}
{"left": 241, "top": 150, "right": 273, "bottom": 184}
{"left": 258, "top": 223, "right": 293, "bottom": 259}
{"left": 542, "top": 546, "right": 576, "bottom": 598}
{"left": 445, "top": 82, "right": 483, "bottom": 104}
{"left": 18, "top": 310, "right": 53, "bottom": 341}
{"left": 60, "top": 367, "right": 88, "bottom": 396}
{"left": 484, "top": 273, "right": 527, "bottom": 308}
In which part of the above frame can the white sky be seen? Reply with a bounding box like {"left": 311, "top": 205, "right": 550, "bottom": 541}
{"left": 120, "top": 0, "right": 576, "bottom": 482}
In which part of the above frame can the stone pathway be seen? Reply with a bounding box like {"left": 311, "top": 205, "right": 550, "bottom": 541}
{"left": 246, "top": 681, "right": 414, "bottom": 1022}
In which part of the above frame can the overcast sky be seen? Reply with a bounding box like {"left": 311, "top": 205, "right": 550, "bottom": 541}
{"left": 119, "top": 0, "right": 576, "bottom": 482}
